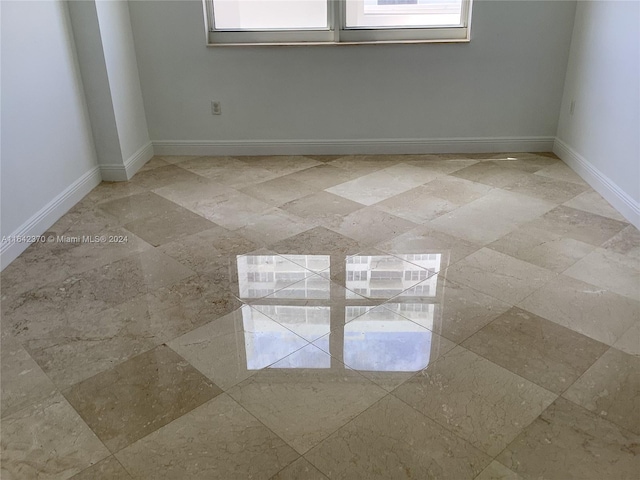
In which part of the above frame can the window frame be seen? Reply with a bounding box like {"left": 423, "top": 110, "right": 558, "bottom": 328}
{"left": 203, "top": 0, "right": 473, "bottom": 46}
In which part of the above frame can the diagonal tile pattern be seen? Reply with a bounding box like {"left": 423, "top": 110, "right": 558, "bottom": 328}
{"left": 1, "top": 153, "right": 638, "bottom": 479}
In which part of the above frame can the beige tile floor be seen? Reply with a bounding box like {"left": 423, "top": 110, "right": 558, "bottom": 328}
{"left": 1, "top": 153, "right": 639, "bottom": 479}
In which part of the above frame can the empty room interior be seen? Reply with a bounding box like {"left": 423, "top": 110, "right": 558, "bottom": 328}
{"left": 1, "top": 0, "right": 639, "bottom": 478}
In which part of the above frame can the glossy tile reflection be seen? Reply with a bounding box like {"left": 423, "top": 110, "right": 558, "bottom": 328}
{"left": 2, "top": 153, "right": 637, "bottom": 479}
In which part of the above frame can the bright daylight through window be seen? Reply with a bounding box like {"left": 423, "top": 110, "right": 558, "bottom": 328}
{"left": 205, "top": 0, "right": 472, "bottom": 45}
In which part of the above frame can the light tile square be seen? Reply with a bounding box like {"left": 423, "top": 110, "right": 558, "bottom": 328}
{"left": 518, "top": 275, "right": 640, "bottom": 346}
{"left": 563, "top": 347, "right": 639, "bottom": 434}
{"left": 168, "top": 307, "right": 309, "bottom": 390}
{"left": 497, "top": 398, "right": 639, "bottom": 480}
{"left": 1, "top": 393, "right": 110, "bottom": 480}
{"left": 462, "top": 307, "right": 608, "bottom": 394}
{"left": 306, "top": 395, "right": 491, "bottom": 480}
{"left": 116, "top": 394, "right": 298, "bottom": 479}
{"left": 445, "top": 248, "right": 556, "bottom": 305}
{"left": 393, "top": 346, "right": 556, "bottom": 456}
{"left": 229, "top": 344, "right": 387, "bottom": 453}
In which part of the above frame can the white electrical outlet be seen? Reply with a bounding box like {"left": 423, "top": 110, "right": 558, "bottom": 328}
{"left": 211, "top": 101, "right": 221, "bottom": 115}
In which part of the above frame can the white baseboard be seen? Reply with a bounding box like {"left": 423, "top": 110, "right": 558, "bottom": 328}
{"left": 0, "top": 167, "right": 102, "bottom": 270}
{"left": 99, "top": 141, "right": 154, "bottom": 181}
{"left": 554, "top": 138, "right": 640, "bottom": 229}
{"left": 152, "top": 136, "right": 555, "bottom": 157}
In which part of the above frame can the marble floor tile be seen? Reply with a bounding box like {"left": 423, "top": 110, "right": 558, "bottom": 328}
{"left": 3, "top": 154, "right": 637, "bottom": 480}
{"left": 151, "top": 175, "right": 236, "bottom": 209}
{"left": 602, "top": 225, "right": 640, "bottom": 260}
{"left": 419, "top": 175, "right": 493, "bottom": 204}
{"left": 76, "top": 248, "right": 195, "bottom": 300}
{"left": 167, "top": 307, "right": 309, "bottom": 390}
{"left": 429, "top": 189, "right": 555, "bottom": 245}
{"left": 524, "top": 205, "right": 628, "bottom": 246}
{"left": 128, "top": 164, "right": 204, "bottom": 190}
{"left": 195, "top": 162, "right": 281, "bottom": 188}
{"left": 462, "top": 307, "right": 608, "bottom": 394}
{"left": 240, "top": 176, "right": 318, "bottom": 206}
{"left": 48, "top": 204, "right": 121, "bottom": 238}
{"left": 376, "top": 225, "right": 481, "bottom": 265}
{"left": 393, "top": 346, "right": 556, "bottom": 456}
{"left": 124, "top": 207, "right": 215, "bottom": 246}
{"left": 474, "top": 461, "right": 524, "bottom": 480}
{"left": 270, "top": 226, "right": 362, "bottom": 256}
{"left": 229, "top": 344, "right": 387, "bottom": 453}
{"left": 1, "top": 336, "right": 56, "bottom": 418}
{"left": 70, "top": 456, "right": 131, "bottom": 479}
{"left": 613, "top": 322, "right": 640, "bottom": 356}
{"left": 115, "top": 394, "right": 298, "bottom": 479}
{"left": 326, "top": 164, "right": 437, "bottom": 206}
{"left": 563, "top": 190, "right": 628, "bottom": 221}
{"left": 487, "top": 225, "right": 594, "bottom": 273}
{"left": 375, "top": 185, "right": 460, "bottom": 223}
{"left": 450, "top": 162, "right": 532, "bottom": 188}
{"left": 279, "top": 164, "right": 360, "bottom": 190}
{"left": 1, "top": 393, "right": 110, "bottom": 480}
{"left": 79, "top": 180, "right": 146, "bottom": 208}
{"left": 328, "top": 207, "right": 417, "bottom": 246}
{"left": 235, "top": 208, "right": 316, "bottom": 246}
{"left": 53, "top": 227, "right": 154, "bottom": 274}
{"left": 167, "top": 188, "right": 275, "bottom": 231}
{"left": 303, "top": 155, "right": 345, "bottom": 162}
{"left": 2, "top": 250, "right": 195, "bottom": 341}
{"left": 98, "top": 192, "right": 186, "bottom": 224}
{"left": 518, "top": 275, "right": 640, "bottom": 346}
{"left": 144, "top": 274, "right": 243, "bottom": 329}
{"left": 327, "top": 155, "right": 402, "bottom": 175}
{"left": 281, "top": 191, "right": 364, "bottom": 227}
{"left": 489, "top": 154, "right": 560, "bottom": 171}
{"left": 501, "top": 173, "right": 589, "bottom": 203}
{"left": 189, "top": 159, "right": 280, "bottom": 188}
{"left": 271, "top": 458, "right": 328, "bottom": 480}
{"left": 305, "top": 395, "right": 491, "bottom": 480}
{"left": 1, "top": 246, "right": 74, "bottom": 300}
{"left": 534, "top": 162, "right": 589, "bottom": 185}
{"left": 388, "top": 276, "right": 512, "bottom": 344}
{"left": 7, "top": 295, "right": 161, "bottom": 389}
{"left": 497, "top": 398, "right": 639, "bottom": 480}
{"left": 563, "top": 347, "right": 639, "bottom": 434}
{"left": 176, "top": 156, "right": 278, "bottom": 187}
{"left": 563, "top": 248, "right": 640, "bottom": 300}
{"left": 63, "top": 345, "right": 222, "bottom": 452}
{"left": 159, "top": 226, "right": 260, "bottom": 274}
{"left": 237, "top": 155, "right": 323, "bottom": 175}
{"left": 445, "top": 248, "right": 556, "bottom": 305}
{"left": 137, "top": 157, "right": 170, "bottom": 172}
{"left": 402, "top": 156, "right": 479, "bottom": 174}
{"left": 155, "top": 155, "right": 201, "bottom": 164}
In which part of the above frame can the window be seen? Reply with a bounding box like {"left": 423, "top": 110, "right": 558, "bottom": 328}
{"left": 204, "top": 0, "right": 472, "bottom": 45}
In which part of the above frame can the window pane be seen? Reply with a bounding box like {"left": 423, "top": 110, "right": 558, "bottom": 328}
{"left": 213, "top": 0, "right": 328, "bottom": 30}
{"left": 345, "top": 0, "right": 463, "bottom": 29}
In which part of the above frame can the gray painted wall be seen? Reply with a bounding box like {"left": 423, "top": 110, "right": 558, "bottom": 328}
{"left": 128, "top": 0, "right": 577, "bottom": 142}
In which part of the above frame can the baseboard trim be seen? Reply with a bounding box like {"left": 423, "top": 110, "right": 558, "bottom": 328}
{"left": 554, "top": 138, "right": 640, "bottom": 229}
{"left": 0, "top": 166, "right": 102, "bottom": 270}
{"left": 99, "top": 141, "right": 154, "bottom": 181}
{"left": 152, "top": 136, "right": 555, "bottom": 156}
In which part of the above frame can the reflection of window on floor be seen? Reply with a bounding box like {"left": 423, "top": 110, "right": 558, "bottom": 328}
{"left": 237, "top": 253, "right": 446, "bottom": 372}
{"left": 405, "top": 270, "right": 429, "bottom": 281}
{"left": 347, "top": 270, "right": 368, "bottom": 281}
